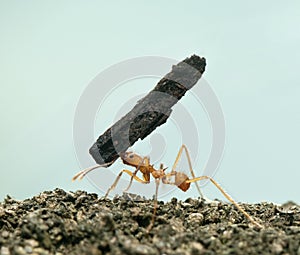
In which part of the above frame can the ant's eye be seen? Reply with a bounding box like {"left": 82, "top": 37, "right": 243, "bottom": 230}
{"left": 129, "top": 155, "right": 134, "bottom": 159}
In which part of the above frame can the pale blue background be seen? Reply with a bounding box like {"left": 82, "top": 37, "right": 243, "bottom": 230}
{"left": 0, "top": 1, "right": 299, "bottom": 204}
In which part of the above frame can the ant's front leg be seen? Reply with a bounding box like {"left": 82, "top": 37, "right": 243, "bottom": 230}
{"left": 104, "top": 169, "right": 148, "bottom": 198}
{"left": 124, "top": 156, "right": 150, "bottom": 193}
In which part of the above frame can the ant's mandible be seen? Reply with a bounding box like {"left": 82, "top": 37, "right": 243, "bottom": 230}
{"left": 73, "top": 145, "right": 263, "bottom": 230}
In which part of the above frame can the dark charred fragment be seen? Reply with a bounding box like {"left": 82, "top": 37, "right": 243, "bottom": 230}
{"left": 89, "top": 55, "right": 206, "bottom": 165}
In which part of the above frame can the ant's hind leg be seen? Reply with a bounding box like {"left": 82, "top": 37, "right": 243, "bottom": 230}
{"left": 186, "top": 176, "right": 263, "bottom": 228}
{"left": 105, "top": 169, "right": 148, "bottom": 199}
{"left": 172, "top": 145, "right": 203, "bottom": 198}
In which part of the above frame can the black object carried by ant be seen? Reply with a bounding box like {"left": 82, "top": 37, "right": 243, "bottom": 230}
{"left": 89, "top": 54, "right": 206, "bottom": 166}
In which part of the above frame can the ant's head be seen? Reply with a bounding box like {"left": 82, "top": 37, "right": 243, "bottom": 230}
{"left": 120, "top": 151, "right": 145, "bottom": 167}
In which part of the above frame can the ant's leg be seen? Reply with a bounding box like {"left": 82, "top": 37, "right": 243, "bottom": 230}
{"left": 124, "top": 156, "right": 150, "bottom": 192}
{"left": 105, "top": 169, "right": 148, "bottom": 199}
{"left": 72, "top": 162, "right": 114, "bottom": 181}
{"left": 186, "top": 176, "right": 263, "bottom": 228}
{"left": 147, "top": 178, "right": 160, "bottom": 232}
{"left": 171, "top": 145, "right": 203, "bottom": 198}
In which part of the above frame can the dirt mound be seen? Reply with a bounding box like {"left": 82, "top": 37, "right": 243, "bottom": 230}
{"left": 1, "top": 189, "right": 299, "bottom": 254}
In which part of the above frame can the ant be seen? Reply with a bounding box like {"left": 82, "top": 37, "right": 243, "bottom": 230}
{"left": 73, "top": 145, "right": 262, "bottom": 230}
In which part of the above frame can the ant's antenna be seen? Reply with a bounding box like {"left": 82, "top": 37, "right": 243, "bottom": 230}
{"left": 72, "top": 162, "right": 114, "bottom": 181}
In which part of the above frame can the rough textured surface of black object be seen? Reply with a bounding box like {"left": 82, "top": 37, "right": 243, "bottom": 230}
{"left": 89, "top": 55, "right": 206, "bottom": 165}
{"left": 1, "top": 189, "right": 300, "bottom": 255}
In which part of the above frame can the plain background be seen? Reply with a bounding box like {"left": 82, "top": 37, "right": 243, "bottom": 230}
{"left": 0, "top": 1, "right": 299, "bottom": 204}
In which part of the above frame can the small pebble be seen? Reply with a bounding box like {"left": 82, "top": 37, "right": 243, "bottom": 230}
{"left": 0, "top": 247, "right": 10, "bottom": 255}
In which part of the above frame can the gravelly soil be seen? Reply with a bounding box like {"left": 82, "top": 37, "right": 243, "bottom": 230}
{"left": 0, "top": 189, "right": 299, "bottom": 255}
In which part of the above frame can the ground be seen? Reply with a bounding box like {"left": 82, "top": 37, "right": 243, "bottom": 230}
{"left": 0, "top": 189, "right": 299, "bottom": 255}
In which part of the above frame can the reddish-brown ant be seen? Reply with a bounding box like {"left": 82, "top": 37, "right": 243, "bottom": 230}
{"left": 73, "top": 145, "right": 262, "bottom": 230}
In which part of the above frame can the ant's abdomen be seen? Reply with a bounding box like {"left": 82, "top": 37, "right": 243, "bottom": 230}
{"left": 175, "top": 172, "right": 190, "bottom": 192}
